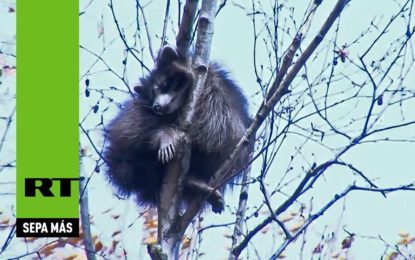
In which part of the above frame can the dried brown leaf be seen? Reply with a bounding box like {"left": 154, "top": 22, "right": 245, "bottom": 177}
{"left": 143, "top": 234, "right": 157, "bottom": 245}
{"left": 386, "top": 252, "right": 399, "bottom": 260}
{"left": 261, "top": 226, "right": 271, "bottom": 234}
{"left": 397, "top": 238, "right": 409, "bottom": 245}
{"left": 40, "top": 244, "right": 56, "bottom": 257}
{"left": 341, "top": 235, "right": 354, "bottom": 249}
{"left": 289, "top": 219, "right": 305, "bottom": 233}
{"left": 0, "top": 217, "right": 10, "bottom": 225}
{"left": 64, "top": 254, "right": 78, "bottom": 260}
{"left": 330, "top": 251, "right": 340, "bottom": 258}
{"left": 95, "top": 241, "right": 103, "bottom": 252}
{"left": 398, "top": 232, "right": 409, "bottom": 238}
{"left": 181, "top": 237, "right": 191, "bottom": 250}
{"left": 313, "top": 243, "right": 323, "bottom": 254}
{"left": 144, "top": 219, "right": 158, "bottom": 229}
{"left": 279, "top": 214, "right": 294, "bottom": 223}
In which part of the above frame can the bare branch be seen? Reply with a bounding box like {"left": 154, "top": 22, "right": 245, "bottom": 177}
{"left": 270, "top": 183, "right": 415, "bottom": 258}
{"left": 108, "top": 0, "right": 150, "bottom": 70}
{"left": 137, "top": 1, "right": 156, "bottom": 60}
{"left": 80, "top": 155, "right": 97, "bottom": 260}
{"left": 160, "top": 0, "right": 171, "bottom": 48}
{"left": 228, "top": 165, "right": 252, "bottom": 260}
{"left": 176, "top": 0, "right": 199, "bottom": 58}
{"left": 153, "top": 1, "right": 219, "bottom": 259}
{"left": 218, "top": 0, "right": 350, "bottom": 201}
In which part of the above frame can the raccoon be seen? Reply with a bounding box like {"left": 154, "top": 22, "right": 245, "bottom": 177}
{"left": 104, "top": 45, "right": 251, "bottom": 213}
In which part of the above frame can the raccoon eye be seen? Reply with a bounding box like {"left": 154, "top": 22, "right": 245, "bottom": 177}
{"left": 170, "top": 75, "right": 184, "bottom": 89}
{"left": 160, "top": 81, "right": 171, "bottom": 91}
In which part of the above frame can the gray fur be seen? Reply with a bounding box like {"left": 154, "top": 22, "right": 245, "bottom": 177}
{"left": 104, "top": 46, "right": 251, "bottom": 213}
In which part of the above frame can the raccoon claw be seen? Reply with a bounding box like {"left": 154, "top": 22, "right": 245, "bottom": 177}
{"left": 157, "top": 129, "right": 184, "bottom": 164}
{"left": 158, "top": 142, "right": 175, "bottom": 164}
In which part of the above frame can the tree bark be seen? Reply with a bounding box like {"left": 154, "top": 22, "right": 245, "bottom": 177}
{"left": 228, "top": 167, "right": 251, "bottom": 260}
{"left": 80, "top": 154, "right": 96, "bottom": 260}
{"left": 151, "top": 1, "right": 219, "bottom": 259}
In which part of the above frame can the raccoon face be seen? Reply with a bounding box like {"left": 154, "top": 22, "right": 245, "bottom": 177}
{"left": 134, "top": 46, "right": 194, "bottom": 116}
{"left": 149, "top": 72, "right": 190, "bottom": 115}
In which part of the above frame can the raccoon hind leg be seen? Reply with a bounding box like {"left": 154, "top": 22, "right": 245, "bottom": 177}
{"left": 185, "top": 177, "right": 224, "bottom": 214}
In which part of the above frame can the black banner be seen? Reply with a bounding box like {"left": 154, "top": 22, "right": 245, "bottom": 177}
{"left": 16, "top": 218, "right": 79, "bottom": 237}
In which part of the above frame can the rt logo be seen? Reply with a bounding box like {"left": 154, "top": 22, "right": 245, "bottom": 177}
{"left": 25, "top": 178, "right": 79, "bottom": 197}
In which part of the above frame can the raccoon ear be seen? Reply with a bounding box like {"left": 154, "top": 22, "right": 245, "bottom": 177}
{"left": 157, "top": 45, "right": 179, "bottom": 68}
{"left": 134, "top": 84, "right": 144, "bottom": 94}
{"left": 133, "top": 80, "right": 145, "bottom": 94}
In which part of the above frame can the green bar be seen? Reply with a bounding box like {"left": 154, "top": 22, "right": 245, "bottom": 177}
{"left": 17, "top": 1, "right": 79, "bottom": 219}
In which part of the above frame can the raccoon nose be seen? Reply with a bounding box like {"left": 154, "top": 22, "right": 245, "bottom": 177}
{"left": 153, "top": 103, "right": 162, "bottom": 112}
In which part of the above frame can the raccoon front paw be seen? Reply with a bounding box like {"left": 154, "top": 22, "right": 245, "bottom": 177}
{"left": 158, "top": 137, "right": 176, "bottom": 164}
{"left": 157, "top": 129, "right": 185, "bottom": 164}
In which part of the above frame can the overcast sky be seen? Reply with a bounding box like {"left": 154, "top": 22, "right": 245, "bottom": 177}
{"left": 0, "top": 0, "right": 414, "bottom": 259}
{"left": 78, "top": 1, "right": 415, "bottom": 258}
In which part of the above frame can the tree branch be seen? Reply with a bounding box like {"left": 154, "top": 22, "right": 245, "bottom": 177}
{"left": 270, "top": 183, "right": 415, "bottom": 258}
{"left": 80, "top": 155, "right": 96, "bottom": 260}
{"left": 228, "top": 1, "right": 350, "bottom": 257}
{"left": 152, "top": 1, "right": 219, "bottom": 259}
{"left": 176, "top": 0, "right": 199, "bottom": 59}
{"left": 228, "top": 162, "right": 252, "bottom": 260}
